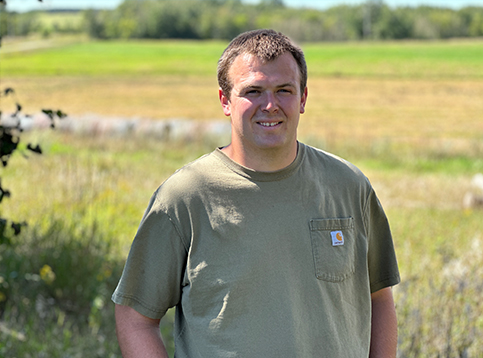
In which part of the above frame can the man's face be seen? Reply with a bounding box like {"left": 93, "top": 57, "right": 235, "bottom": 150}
{"left": 219, "top": 52, "right": 308, "bottom": 161}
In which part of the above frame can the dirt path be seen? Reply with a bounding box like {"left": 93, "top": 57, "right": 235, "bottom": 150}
{"left": 1, "top": 35, "right": 85, "bottom": 54}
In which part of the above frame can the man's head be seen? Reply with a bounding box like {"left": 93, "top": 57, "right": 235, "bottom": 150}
{"left": 217, "top": 30, "right": 309, "bottom": 171}
{"left": 217, "top": 29, "right": 307, "bottom": 101}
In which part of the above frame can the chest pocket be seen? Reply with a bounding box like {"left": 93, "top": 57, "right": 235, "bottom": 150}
{"left": 309, "top": 217, "right": 355, "bottom": 282}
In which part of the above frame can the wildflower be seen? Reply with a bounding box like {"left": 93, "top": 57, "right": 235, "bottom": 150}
{"left": 40, "top": 264, "right": 56, "bottom": 285}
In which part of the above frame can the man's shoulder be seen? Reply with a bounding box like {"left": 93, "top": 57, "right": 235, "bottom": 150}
{"left": 162, "top": 149, "right": 216, "bottom": 183}
{"left": 302, "top": 143, "right": 367, "bottom": 179}
{"left": 300, "top": 143, "right": 373, "bottom": 200}
{"left": 171, "top": 150, "right": 217, "bottom": 178}
{"left": 152, "top": 149, "right": 225, "bottom": 202}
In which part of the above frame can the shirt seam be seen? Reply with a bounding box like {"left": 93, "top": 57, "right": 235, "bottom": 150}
{"left": 158, "top": 202, "right": 190, "bottom": 252}
{"left": 362, "top": 186, "right": 373, "bottom": 237}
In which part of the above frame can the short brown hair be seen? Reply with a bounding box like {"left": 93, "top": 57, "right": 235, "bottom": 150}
{"left": 217, "top": 29, "right": 307, "bottom": 100}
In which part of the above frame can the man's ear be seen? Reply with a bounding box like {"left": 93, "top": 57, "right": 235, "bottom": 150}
{"left": 219, "top": 88, "right": 231, "bottom": 117}
{"left": 300, "top": 87, "right": 308, "bottom": 114}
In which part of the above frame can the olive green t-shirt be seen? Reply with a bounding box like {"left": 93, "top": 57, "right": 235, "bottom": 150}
{"left": 112, "top": 142, "right": 400, "bottom": 357}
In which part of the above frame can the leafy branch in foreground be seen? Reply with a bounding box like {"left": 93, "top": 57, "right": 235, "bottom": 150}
{"left": 0, "top": 87, "right": 67, "bottom": 241}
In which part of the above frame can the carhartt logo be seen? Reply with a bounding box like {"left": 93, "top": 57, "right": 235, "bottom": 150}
{"left": 331, "top": 231, "right": 344, "bottom": 246}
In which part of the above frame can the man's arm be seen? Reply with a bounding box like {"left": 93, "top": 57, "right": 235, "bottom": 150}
{"left": 369, "top": 287, "right": 397, "bottom": 358}
{"left": 115, "top": 304, "right": 169, "bottom": 358}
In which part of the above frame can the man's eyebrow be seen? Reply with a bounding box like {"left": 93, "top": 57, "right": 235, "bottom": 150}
{"left": 239, "top": 85, "right": 263, "bottom": 93}
{"left": 277, "top": 82, "right": 297, "bottom": 88}
{"left": 242, "top": 83, "right": 296, "bottom": 91}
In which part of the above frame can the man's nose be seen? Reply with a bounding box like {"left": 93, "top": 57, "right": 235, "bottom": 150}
{"left": 261, "top": 92, "right": 279, "bottom": 113}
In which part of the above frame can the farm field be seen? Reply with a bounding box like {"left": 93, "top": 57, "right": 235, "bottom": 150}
{"left": 2, "top": 38, "right": 483, "bottom": 149}
{"left": 1, "top": 37, "right": 483, "bottom": 357}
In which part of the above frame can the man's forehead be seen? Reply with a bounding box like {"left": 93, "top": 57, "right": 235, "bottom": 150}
{"left": 225, "top": 51, "right": 302, "bottom": 96}
{"left": 230, "top": 52, "right": 298, "bottom": 75}
{"left": 236, "top": 51, "right": 293, "bottom": 65}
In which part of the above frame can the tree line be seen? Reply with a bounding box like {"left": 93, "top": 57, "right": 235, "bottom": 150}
{"left": 2, "top": 0, "right": 483, "bottom": 41}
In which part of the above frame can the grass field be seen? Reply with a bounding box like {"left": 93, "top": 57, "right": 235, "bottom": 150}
{"left": 1, "top": 37, "right": 483, "bottom": 357}
{"left": 4, "top": 38, "right": 483, "bottom": 77}
{"left": 2, "top": 38, "right": 483, "bottom": 148}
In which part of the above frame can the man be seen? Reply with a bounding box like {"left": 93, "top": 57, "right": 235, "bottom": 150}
{"left": 113, "top": 29, "right": 400, "bottom": 358}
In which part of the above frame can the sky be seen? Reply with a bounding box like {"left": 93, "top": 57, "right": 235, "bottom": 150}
{"left": 3, "top": 0, "right": 483, "bottom": 12}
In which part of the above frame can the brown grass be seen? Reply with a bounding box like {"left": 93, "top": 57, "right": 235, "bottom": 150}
{"left": 1, "top": 75, "right": 221, "bottom": 119}
{"left": 4, "top": 75, "right": 482, "bottom": 145}
{"left": 301, "top": 77, "right": 483, "bottom": 142}
{"left": 365, "top": 171, "right": 472, "bottom": 210}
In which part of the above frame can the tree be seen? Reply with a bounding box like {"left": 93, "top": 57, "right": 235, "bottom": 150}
{"left": 0, "top": 0, "right": 68, "bottom": 241}
{"left": 0, "top": 88, "right": 67, "bottom": 241}
{"left": 259, "top": 0, "right": 284, "bottom": 7}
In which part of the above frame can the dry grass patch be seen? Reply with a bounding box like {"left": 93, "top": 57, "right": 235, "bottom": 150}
{"left": 1, "top": 75, "right": 221, "bottom": 119}
{"left": 364, "top": 170, "right": 472, "bottom": 210}
{"left": 4, "top": 76, "right": 482, "bottom": 147}
{"left": 300, "top": 77, "right": 483, "bottom": 143}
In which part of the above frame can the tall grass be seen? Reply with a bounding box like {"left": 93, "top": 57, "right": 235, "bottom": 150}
{"left": 0, "top": 131, "right": 218, "bottom": 357}
{"left": 0, "top": 129, "right": 481, "bottom": 356}
{"left": 391, "top": 208, "right": 483, "bottom": 357}
{"left": 0, "top": 220, "right": 123, "bottom": 357}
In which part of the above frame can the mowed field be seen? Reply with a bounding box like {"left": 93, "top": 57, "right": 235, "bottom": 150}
{"left": 2, "top": 38, "right": 483, "bottom": 144}
{"left": 1, "top": 37, "right": 483, "bottom": 356}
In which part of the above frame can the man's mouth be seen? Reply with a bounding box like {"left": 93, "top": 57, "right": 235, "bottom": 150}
{"left": 258, "top": 121, "right": 281, "bottom": 127}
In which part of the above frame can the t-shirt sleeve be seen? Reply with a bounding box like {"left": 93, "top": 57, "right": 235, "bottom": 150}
{"left": 364, "top": 188, "right": 400, "bottom": 293}
{"left": 111, "top": 191, "right": 189, "bottom": 319}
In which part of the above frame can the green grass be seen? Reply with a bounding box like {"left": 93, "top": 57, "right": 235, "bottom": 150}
{"left": 1, "top": 131, "right": 217, "bottom": 248}
{"left": 2, "top": 38, "right": 483, "bottom": 78}
{"left": 1, "top": 40, "right": 225, "bottom": 77}
{"left": 304, "top": 40, "right": 483, "bottom": 78}
{"left": 304, "top": 135, "right": 483, "bottom": 175}
{"left": 355, "top": 153, "right": 483, "bottom": 175}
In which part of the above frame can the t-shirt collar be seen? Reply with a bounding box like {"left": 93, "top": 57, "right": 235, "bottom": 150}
{"left": 214, "top": 142, "right": 305, "bottom": 182}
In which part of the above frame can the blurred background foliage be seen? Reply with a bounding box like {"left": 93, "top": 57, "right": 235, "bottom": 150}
{"left": 1, "top": 0, "right": 483, "bottom": 41}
